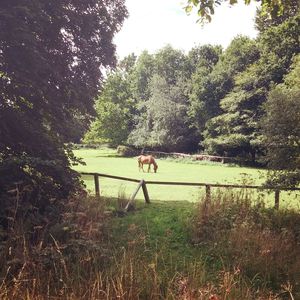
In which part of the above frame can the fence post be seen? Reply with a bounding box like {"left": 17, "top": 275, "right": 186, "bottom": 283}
{"left": 142, "top": 180, "right": 150, "bottom": 204}
{"left": 205, "top": 185, "right": 211, "bottom": 203}
{"left": 274, "top": 189, "right": 280, "bottom": 209}
{"left": 94, "top": 174, "right": 100, "bottom": 199}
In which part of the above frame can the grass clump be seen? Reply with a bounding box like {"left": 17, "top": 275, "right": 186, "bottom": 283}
{"left": 191, "top": 189, "right": 300, "bottom": 298}
{"left": 0, "top": 192, "right": 111, "bottom": 299}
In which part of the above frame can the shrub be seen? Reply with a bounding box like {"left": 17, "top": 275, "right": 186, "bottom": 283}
{"left": 117, "top": 145, "right": 140, "bottom": 157}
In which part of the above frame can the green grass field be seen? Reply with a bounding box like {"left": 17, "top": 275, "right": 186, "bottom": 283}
{"left": 73, "top": 148, "right": 299, "bottom": 208}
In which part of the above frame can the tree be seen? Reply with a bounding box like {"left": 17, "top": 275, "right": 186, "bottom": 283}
{"left": 261, "top": 54, "right": 300, "bottom": 187}
{"left": 187, "top": 44, "right": 222, "bottom": 75}
{"left": 128, "top": 75, "right": 195, "bottom": 151}
{"left": 255, "top": 0, "right": 300, "bottom": 32}
{"left": 154, "top": 45, "right": 189, "bottom": 86}
{"left": 128, "top": 45, "right": 198, "bottom": 151}
{"left": 184, "top": 0, "right": 297, "bottom": 23}
{"left": 130, "top": 51, "right": 155, "bottom": 102}
{"left": 188, "top": 36, "right": 259, "bottom": 142}
{"left": 84, "top": 69, "right": 135, "bottom": 146}
{"left": 0, "top": 1, "right": 127, "bottom": 222}
{"left": 203, "top": 15, "right": 300, "bottom": 160}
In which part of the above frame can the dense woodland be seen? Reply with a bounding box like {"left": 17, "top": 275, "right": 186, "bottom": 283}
{"left": 85, "top": 8, "right": 300, "bottom": 186}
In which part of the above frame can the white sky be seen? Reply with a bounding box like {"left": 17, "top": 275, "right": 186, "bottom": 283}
{"left": 114, "top": 0, "right": 259, "bottom": 59}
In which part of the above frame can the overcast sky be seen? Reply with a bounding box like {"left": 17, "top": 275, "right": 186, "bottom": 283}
{"left": 114, "top": 0, "right": 259, "bottom": 59}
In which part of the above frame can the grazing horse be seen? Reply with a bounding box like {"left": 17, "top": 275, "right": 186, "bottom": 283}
{"left": 138, "top": 155, "right": 158, "bottom": 173}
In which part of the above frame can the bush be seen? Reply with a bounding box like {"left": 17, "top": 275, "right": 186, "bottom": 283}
{"left": 117, "top": 145, "right": 140, "bottom": 157}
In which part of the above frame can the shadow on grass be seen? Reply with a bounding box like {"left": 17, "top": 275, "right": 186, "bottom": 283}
{"left": 105, "top": 198, "right": 201, "bottom": 261}
{"left": 95, "top": 154, "right": 122, "bottom": 158}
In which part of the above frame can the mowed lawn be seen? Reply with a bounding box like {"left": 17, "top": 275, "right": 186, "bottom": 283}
{"left": 73, "top": 148, "right": 299, "bottom": 207}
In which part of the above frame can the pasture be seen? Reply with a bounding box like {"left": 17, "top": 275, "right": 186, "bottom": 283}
{"left": 73, "top": 148, "right": 299, "bottom": 208}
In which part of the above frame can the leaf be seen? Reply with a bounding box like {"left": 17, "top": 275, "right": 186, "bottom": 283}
{"left": 184, "top": 5, "right": 193, "bottom": 14}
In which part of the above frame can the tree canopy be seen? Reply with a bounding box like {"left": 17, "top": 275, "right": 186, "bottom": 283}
{"left": 261, "top": 54, "right": 300, "bottom": 187}
{"left": 184, "top": 0, "right": 298, "bottom": 23}
{"left": 0, "top": 0, "right": 127, "bottom": 221}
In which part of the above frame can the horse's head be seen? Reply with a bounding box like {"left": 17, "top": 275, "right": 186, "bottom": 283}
{"left": 154, "top": 163, "right": 158, "bottom": 173}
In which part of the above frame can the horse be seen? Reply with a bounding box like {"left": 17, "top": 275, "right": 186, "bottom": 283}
{"left": 137, "top": 155, "right": 158, "bottom": 173}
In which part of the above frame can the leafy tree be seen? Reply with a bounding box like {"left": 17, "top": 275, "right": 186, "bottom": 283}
{"left": 84, "top": 67, "right": 135, "bottom": 147}
{"left": 203, "top": 15, "right": 300, "bottom": 161}
{"left": 184, "top": 0, "right": 297, "bottom": 23}
{"left": 261, "top": 54, "right": 300, "bottom": 187}
{"left": 0, "top": 1, "right": 127, "bottom": 223}
{"left": 188, "top": 36, "right": 259, "bottom": 141}
{"left": 118, "top": 53, "right": 137, "bottom": 74}
{"left": 154, "top": 45, "right": 189, "bottom": 85}
{"left": 129, "top": 45, "right": 197, "bottom": 151}
{"left": 255, "top": 0, "right": 300, "bottom": 32}
{"left": 128, "top": 75, "right": 195, "bottom": 151}
{"left": 130, "top": 51, "right": 155, "bottom": 102}
{"left": 186, "top": 44, "right": 222, "bottom": 76}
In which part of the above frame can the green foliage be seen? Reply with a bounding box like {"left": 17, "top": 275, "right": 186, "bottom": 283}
{"left": 116, "top": 145, "right": 140, "bottom": 157}
{"left": 188, "top": 36, "right": 259, "bottom": 139}
{"left": 126, "top": 45, "right": 198, "bottom": 152}
{"left": 255, "top": 0, "right": 300, "bottom": 32}
{"left": 184, "top": 0, "right": 296, "bottom": 23}
{"left": 203, "top": 15, "right": 300, "bottom": 160}
{"left": 83, "top": 70, "right": 136, "bottom": 147}
{"left": 0, "top": 1, "right": 127, "bottom": 228}
{"left": 187, "top": 44, "right": 222, "bottom": 75}
{"left": 261, "top": 54, "right": 300, "bottom": 187}
{"left": 130, "top": 50, "right": 155, "bottom": 102}
{"left": 153, "top": 45, "right": 189, "bottom": 85}
{"left": 129, "top": 75, "right": 196, "bottom": 151}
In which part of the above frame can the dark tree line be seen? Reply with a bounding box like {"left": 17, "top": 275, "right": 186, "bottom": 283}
{"left": 0, "top": 1, "right": 127, "bottom": 226}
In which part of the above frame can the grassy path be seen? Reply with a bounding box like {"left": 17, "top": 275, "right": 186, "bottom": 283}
{"left": 105, "top": 199, "right": 216, "bottom": 296}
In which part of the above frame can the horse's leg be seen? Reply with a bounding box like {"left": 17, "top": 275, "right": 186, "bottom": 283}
{"left": 147, "top": 163, "right": 151, "bottom": 173}
{"left": 142, "top": 163, "right": 145, "bottom": 172}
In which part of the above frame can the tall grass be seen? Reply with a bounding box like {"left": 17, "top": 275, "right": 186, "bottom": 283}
{"left": 191, "top": 188, "right": 300, "bottom": 299}
{"left": 1, "top": 188, "right": 299, "bottom": 299}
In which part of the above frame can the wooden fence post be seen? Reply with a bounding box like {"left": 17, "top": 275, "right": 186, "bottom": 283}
{"left": 124, "top": 180, "right": 150, "bottom": 212}
{"left": 94, "top": 174, "right": 100, "bottom": 199}
{"left": 205, "top": 185, "right": 211, "bottom": 203}
{"left": 274, "top": 189, "right": 280, "bottom": 209}
{"left": 142, "top": 180, "right": 150, "bottom": 204}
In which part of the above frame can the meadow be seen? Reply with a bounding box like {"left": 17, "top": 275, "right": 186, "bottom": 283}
{"left": 73, "top": 148, "right": 299, "bottom": 208}
{"left": 1, "top": 148, "right": 299, "bottom": 299}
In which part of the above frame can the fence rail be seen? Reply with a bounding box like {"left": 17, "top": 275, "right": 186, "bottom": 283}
{"left": 143, "top": 150, "right": 233, "bottom": 162}
{"left": 80, "top": 172, "right": 300, "bottom": 210}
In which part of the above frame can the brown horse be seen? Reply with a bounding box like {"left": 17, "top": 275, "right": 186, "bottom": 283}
{"left": 138, "top": 155, "right": 158, "bottom": 173}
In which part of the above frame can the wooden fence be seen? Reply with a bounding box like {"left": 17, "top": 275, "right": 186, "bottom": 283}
{"left": 143, "top": 150, "right": 233, "bottom": 163}
{"left": 80, "top": 172, "right": 300, "bottom": 211}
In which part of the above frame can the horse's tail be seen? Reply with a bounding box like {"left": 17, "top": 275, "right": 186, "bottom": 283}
{"left": 137, "top": 156, "right": 142, "bottom": 169}
{"left": 152, "top": 158, "right": 158, "bottom": 173}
